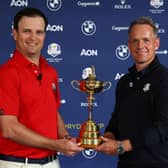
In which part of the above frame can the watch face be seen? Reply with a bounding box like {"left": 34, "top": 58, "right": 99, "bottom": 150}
{"left": 117, "top": 142, "right": 125, "bottom": 155}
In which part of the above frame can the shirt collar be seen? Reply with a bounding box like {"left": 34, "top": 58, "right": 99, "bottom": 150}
{"left": 12, "top": 49, "right": 48, "bottom": 69}
{"left": 128, "top": 56, "right": 160, "bottom": 77}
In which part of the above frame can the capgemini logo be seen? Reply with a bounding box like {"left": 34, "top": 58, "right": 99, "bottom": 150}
{"left": 77, "top": 1, "right": 100, "bottom": 7}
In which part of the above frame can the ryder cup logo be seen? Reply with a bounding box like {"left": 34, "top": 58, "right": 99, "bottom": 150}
{"left": 82, "top": 149, "right": 97, "bottom": 159}
{"left": 150, "top": 0, "right": 164, "bottom": 8}
{"left": 81, "top": 20, "right": 96, "bottom": 36}
{"left": 47, "top": 0, "right": 62, "bottom": 11}
{"left": 115, "top": 45, "right": 130, "bottom": 60}
{"left": 47, "top": 43, "right": 61, "bottom": 57}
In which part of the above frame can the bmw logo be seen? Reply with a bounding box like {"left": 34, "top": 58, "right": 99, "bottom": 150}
{"left": 82, "top": 149, "right": 97, "bottom": 159}
{"left": 81, "top": 20, "right": 96, "bottom": 36}
{"left": 47, "top": 0, "right": 62, "bottom": 11}
{"left": 115, "top": 45, "right": 130, "bottom": 60}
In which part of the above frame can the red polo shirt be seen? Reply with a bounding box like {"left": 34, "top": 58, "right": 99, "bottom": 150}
{"left": 0, "top": 50, "right": 60, "bottom": 158}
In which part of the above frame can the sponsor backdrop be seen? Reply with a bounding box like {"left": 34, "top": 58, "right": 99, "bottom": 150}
{"left": 0, "top": 0, "right": 167, "bottom": 168}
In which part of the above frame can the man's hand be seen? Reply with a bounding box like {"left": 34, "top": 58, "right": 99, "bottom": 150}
{"left": 95, "top": 136, "right": 118, "bottom": 155}
{"left": 55, "top": 138, "right": 84, "bottom": 156}
{"left": 95, "top": 136, "right": 133, "bottom": 156}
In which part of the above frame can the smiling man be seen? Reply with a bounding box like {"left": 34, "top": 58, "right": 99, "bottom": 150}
{"left": 0, "top": 7, "right": 83, "bottom": 168}
{"left": 95, "top": 16, "right": 168, "bottom": 168}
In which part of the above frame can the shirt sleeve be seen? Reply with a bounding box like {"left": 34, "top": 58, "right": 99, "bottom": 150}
{"left": 105, "top": 83, "right": 120, "bottom": 138}
{"left": 0, "top": 66, "right": 20, "bottom": 116}
{"left": 52, "top": 68, "right": 61, "bottom": 109}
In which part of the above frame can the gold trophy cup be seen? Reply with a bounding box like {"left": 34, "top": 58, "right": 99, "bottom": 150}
{"left": 71, "top": 65, "right": 111, "bottom": 148}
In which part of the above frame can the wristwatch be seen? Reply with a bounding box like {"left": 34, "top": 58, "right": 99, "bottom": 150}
{"left": 117, "top": 141, "right": 125, "bottom": 155}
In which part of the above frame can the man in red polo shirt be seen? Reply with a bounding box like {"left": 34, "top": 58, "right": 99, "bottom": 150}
{"left": 0, "top": 7, "right": 83, "bottom": 168}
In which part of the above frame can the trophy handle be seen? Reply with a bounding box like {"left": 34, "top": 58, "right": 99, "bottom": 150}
{"left": 71, "top": 80, "right": 81, "bottom": 92}
{"left": 102, "top": 81, "right": 112, "bottom": 92}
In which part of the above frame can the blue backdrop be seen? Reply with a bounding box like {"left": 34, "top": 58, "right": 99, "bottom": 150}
{"left": 0, "top": 0, "right": 168, "bottom": 168}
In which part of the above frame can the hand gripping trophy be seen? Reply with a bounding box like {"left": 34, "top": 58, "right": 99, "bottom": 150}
{"left": 71, "top": 65, "right": 111, "bottom": 149}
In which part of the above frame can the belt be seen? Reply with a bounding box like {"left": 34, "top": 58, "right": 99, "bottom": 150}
{"left": 0, "top": 154, "right": 57, "bottom": 165}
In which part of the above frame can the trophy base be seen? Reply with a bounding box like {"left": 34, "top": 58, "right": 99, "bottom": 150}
{"left": 77, "top": 120, "right": 102, "bottom": 149}
{"left": 77, "top": 139, "right": 102, "bottom": 149}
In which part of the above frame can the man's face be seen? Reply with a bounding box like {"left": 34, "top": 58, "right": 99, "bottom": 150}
{"left": 12, "top": 16, "right": 46, "bottom": 58}
{"left": 128, "top": 24, "right": 160, "bottom": 67}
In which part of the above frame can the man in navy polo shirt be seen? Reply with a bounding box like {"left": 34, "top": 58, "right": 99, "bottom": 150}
{"left": 96, "top": 16, "right": 168, "bottom": 168}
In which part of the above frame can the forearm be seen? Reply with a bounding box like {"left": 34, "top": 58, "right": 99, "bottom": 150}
{"left": 0, "top": 115, "right": 82, "bottom": 155}
{"left": 57, "top": 112, "right": 70, "bottom": 139}
{"left": 104, "top": 132, "right": 133, "bottom": 153}
{"left": 0, "top": 116, "right": 57, "bottom": 150}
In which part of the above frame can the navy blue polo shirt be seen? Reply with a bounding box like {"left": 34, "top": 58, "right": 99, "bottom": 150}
{"left": 106, "top": 56, "right": 168, "bottom": 166}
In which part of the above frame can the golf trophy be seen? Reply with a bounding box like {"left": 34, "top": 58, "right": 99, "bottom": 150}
{"left": 71, "top": 65, "right": 112, "bottom": 148}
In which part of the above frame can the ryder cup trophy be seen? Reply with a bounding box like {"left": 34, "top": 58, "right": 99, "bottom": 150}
{"left": 71, "top": 65, "right": 111, "bottom": 148}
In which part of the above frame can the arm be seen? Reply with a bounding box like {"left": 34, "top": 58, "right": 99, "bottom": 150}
{"left": 95, "top": 132, "right": 133, "bottom": 155}
{"left": 97, "top": 70, "right": 168, "bottom": 154}
{"left": 0, "top": 115, "right": 57, "bottom": 150}
{"left": 96, "top": 81, "right": 133, "bottom": 155}
{"left": 0, "top": 67, "right": 83, "bottom": 156}
{"left": 57, "top": 111, "right": 71, "bottom": 139}
{"left": 0, "top": 114, "right": 83, "bottom": 156}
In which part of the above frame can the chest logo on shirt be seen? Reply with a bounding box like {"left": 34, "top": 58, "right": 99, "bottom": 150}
{"left": 51, "top": 82, "right": 57, "bottom": 92}
{"left": 129, "top": 82, "right": 133, "bottom": 87}
{"left": 143, "top": 83, "right": 151, "bottom": 92}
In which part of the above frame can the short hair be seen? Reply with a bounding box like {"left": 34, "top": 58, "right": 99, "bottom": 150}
{"left": 128, "top": 16, "right": 158, "bottom": 37}
{"left": 13, "top": 7, "right": 48, "bottom": 31}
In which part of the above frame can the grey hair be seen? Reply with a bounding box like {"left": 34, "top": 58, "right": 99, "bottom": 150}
{"left": 128, "top": 16, "right": 158, "bottom": 37}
